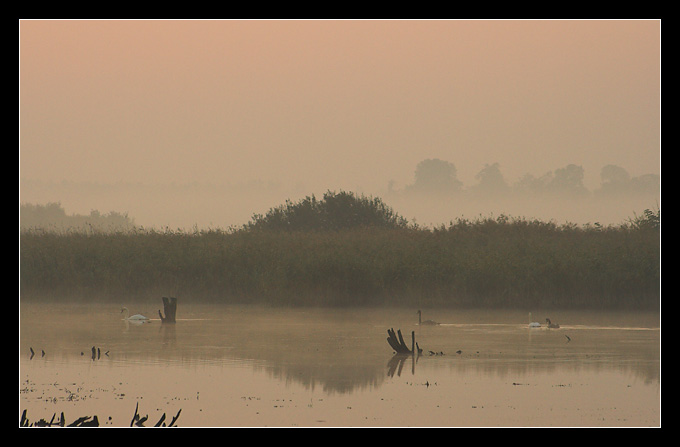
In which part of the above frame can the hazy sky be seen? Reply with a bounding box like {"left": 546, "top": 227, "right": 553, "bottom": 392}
{"left": 20, "top": 19, "right": 660, "bottom": 193}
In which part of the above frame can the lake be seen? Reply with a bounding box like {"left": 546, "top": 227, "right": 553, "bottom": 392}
{"left": 19, "top": 302, "right": 660, "bottom": 427}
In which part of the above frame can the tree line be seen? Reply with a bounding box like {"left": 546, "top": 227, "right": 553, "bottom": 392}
{"left": 389, "top": 159, "right": 659, "bottom": 198}
{"left": 20, "top": 202, "right": 136, "bottom": 233}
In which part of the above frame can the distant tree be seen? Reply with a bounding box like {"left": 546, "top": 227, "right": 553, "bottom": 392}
{"left": 597, "top": 165, "right": 659, "bottom": 196}
{"left": 406, "top": 158, "right": 463, "bottom": 194}
{"left": 548, "top": 164, "right": 588, "bottom": 196}
{"left": 20, "top": 202, "right": 68, "bottom": 229}
{"left": 512, "top": 172, "right": 552, "bottom": 196}
{"left": 629, "top": 173, "right": 660, "bottom": 195}
{"left": 599, "top": 164, "right": 631, "bottom": 194}
{"left": 472, "top": 162, "right": 509, "bottom": 195}
{"left": 601, "top": 164, "right": 631, "bottom": 185}
{"left": 20, "top": 202, "right": 135, "bottom": 232}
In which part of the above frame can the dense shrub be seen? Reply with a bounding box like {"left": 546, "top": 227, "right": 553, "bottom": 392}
{"left": 244, "top": 191, "right": 410, "bottom": 231}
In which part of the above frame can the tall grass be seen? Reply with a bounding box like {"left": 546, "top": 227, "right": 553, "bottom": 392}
{"left": 20, "top": 212, "right": 660, "bottom": 309}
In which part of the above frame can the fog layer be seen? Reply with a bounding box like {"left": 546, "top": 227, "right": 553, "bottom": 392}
{"left": 20, "top": 20, "right": 660, "bottom": 228}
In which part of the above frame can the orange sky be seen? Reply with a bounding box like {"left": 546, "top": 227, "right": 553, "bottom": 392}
{"left": 20, "top": 19, "right": 660, "bottom": 193}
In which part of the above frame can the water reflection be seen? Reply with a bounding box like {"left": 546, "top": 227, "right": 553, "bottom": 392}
{"left": 159, "top": 322, "right": 177, "bottom": 349}
{"left": 20, "top": 303, "right": 660, "bottom": 395}
{"left": 387, "top": 354, "right": 417, "bottom": 378}
{"left": 20, "top": 303, "right": 661, "bottom": 426}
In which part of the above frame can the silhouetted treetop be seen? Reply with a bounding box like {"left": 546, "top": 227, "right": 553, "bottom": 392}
{"left": 549, "top": 164, "right": 588, "bottom": 195}
{"left": 598, "top": 164, "right": 660, "bottom": 196}
{"left": 245, "top": 190, "right": 410, "bottom": 231}
{"left": 472, "top": 162, "right": 509, "bottom": 195}
{"left": 406, "top": 158, "right": 463, "bottom": 194}
{"left": 394, "top": 159, "right": 658, "bottom": 199}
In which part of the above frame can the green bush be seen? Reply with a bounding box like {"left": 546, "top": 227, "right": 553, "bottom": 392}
{"left": 244, "top": 190, "right": 410, "bottom": 231}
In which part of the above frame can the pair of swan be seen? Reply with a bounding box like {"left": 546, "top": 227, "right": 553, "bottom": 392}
{"left": 121, "top": 307, "right": 150, "bottom": 322}
{"left": 528, "top": 313, "right": 560, "bottom": 328}
{"left": 415, "top": 310, "right": 562, "bottom": 329}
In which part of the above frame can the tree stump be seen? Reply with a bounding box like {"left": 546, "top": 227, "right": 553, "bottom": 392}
{"left": 387, "top": 328, "right": 412, "bottom": 354}
{"left": 159, "top": 296, "right": 177, "bottom": 323}
{"left": 387, "top": 328, "right": 422, "bottom": 355}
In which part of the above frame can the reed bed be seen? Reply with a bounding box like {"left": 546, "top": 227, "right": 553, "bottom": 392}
{"left": 20, "top": 213, "right": 659, "bottom": 309}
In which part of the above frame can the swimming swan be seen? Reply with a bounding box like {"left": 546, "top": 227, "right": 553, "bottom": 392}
{"left": 546, "top": 318, "right": 560, "bottom": 329}
{"left": 417, "top": 310, "right": 439, "bottom": 326}
{"left": 121, "top": 307, "right": 150, "bottom": 322}
{"left": 528, "top": 313, "right": 541, "bottom": 328}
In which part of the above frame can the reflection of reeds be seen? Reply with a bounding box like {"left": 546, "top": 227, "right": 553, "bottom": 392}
{"left": 20, "top": 214, "right": 659, "bottom": 309}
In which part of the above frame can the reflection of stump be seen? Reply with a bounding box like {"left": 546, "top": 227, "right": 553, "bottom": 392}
{"left": 159, "top": 297, "right": 177, "bottom": 323}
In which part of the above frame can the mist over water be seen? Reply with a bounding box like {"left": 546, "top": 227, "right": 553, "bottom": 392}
{"left": 20, "top": 303, "right": 660, "bottom": 427}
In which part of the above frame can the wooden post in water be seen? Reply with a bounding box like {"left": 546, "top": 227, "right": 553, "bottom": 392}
{"left": 159, "top": 296, "right": 177, "bottom": 323}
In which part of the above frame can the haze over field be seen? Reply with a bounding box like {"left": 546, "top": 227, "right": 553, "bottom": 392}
{"left": 19, "top": 20, "right": 660, "bottom": 229}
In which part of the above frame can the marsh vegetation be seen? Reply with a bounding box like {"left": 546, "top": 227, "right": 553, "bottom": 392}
{"left": 20, "top": 191, "right": 659, "bottom": 309}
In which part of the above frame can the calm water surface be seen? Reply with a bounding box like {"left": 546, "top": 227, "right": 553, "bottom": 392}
{"left": 19, "top": 302, "right": 660, "bottom": 427}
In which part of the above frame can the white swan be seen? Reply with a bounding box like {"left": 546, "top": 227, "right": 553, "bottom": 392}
{"left": 121, "top": 307, "right": 150, "bottom": 322}
{"left": 528, "top": 312, "right": 541, "bottom": 328}
{"left": 417, "top": 310, "right": 439, "bottom": 326}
